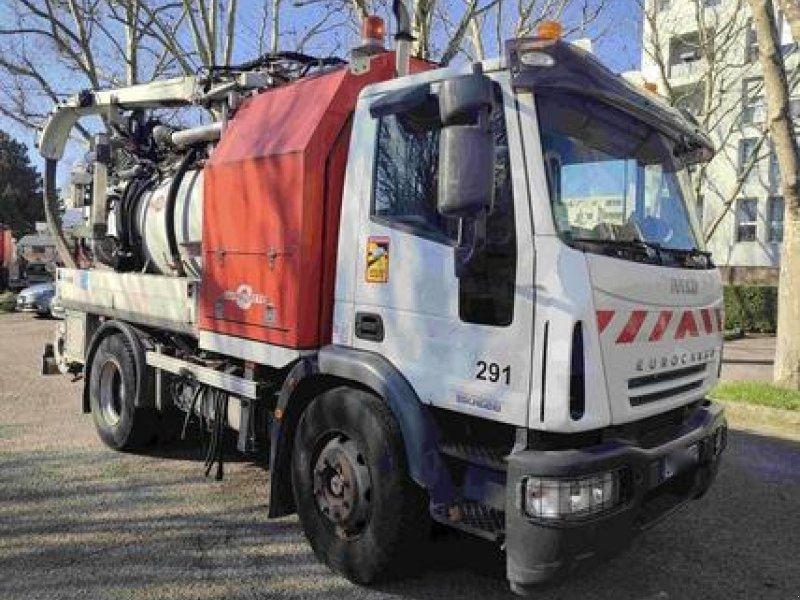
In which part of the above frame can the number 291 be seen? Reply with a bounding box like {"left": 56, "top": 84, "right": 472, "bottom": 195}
{"left": 476, "top": 361, "right": 511, "bottom": 385}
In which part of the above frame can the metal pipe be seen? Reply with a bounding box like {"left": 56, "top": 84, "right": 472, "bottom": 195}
{"left": 90, "top": 134, "right": 110, "bottom": 244}
{"left": 171, "top": 122, "right": 222, "bottom": 148}
{"left": 392, "top": 0, "right": 415, "bottom": 77}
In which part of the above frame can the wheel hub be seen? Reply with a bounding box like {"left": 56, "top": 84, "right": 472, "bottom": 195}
{"left": 312, "top": 434, "right": 372, "bottom": 538}
{"left": 98, "top": 358, "right": 125, "bottom": 427}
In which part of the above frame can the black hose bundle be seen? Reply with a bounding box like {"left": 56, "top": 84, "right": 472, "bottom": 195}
{"left": 178, "top": 385, "right": 228, "bottom": 481}
{"left": 204, "top": 389, "right": 228, "bottom": 481}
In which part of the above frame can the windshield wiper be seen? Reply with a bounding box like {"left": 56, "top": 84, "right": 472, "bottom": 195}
{"left": 668, "top": 247, "right": 715, "bottom": 268}
{"left": 568, "top": 236, "right": 664, "bottom": 264}
{"left": 569, "top": 237, "right": 714, "bottom": 269}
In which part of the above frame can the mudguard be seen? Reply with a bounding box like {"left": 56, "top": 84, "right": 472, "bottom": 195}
{"left": 82, "top": 320, "right": 151, "bottom": 413}
{"left": 267, "top": 345, "right": 455, "bottom": 518}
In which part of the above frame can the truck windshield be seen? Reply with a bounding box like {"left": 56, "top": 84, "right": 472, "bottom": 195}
{"left": 536, "top": 92, "right": 711, "bottom": 268}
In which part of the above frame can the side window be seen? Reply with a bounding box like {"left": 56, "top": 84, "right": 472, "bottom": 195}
{"left": 459, "top": 97, "right": 516, "bottom": 327}
{"left": 373, "top": 108, "right": 457, "bottom": 243}
{"left": 371, "top": 84, "right": 516, "bottom": 327}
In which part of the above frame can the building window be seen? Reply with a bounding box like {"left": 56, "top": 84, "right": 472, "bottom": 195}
{"left": 674, "top": 82, "right": 705, "bottom": 115}
{"left": 704, "top": 0, "right": 721, "bottom": 7}
{"left": 657, "top": 0, "right": 669, "bottom": 12}
{"left": 741, "top": 77, "right": 765, "bottom": 124}
{"left": 736, "top": 198, "right": 758, "bottom": 242}
{"left": 738, "top": 137, "right": 760, "bottom": 182}
{"left": 746, "top": 18, "right": 759, "bottom": 62}
{"left": 791, "top": 97, "right": 800, "bottom": 119}
{"left": 767, "top": 196, "right": 784, "bottom": 242}
{"left": 668, "top": 32, "right": 705, "bottom": 78}
{"left": 769, "top": 142, "right": 781, "bottom": 192}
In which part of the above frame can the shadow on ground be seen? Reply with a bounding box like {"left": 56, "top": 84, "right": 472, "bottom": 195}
{"left": 0, "top": 429, "right": 798, "bottom": 600}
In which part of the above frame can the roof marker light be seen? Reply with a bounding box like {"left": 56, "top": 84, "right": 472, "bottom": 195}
{"left": 362, "top": 15, "right": 386, "bottom": 47}
{"left": 536, "top": 20, "right": 563, "bottom": 40}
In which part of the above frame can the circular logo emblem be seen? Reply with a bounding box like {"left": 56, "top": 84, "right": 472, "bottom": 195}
{"left": 234, "top": 284, "right": 254, "bottom": 309}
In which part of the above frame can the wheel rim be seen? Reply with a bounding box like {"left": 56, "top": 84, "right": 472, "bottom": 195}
{"left": 312, "top": 433, "right": 372, "bottom": 539}
{"left": 98, "top": 358, "right": 125, "bottom": 427}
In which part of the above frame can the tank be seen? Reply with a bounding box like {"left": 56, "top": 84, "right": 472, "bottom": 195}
{"left": 198, "top": 53, "right": 433, "bottom": 349}
{"left": 133, "top": 169, "right": 203, "bottom": 278}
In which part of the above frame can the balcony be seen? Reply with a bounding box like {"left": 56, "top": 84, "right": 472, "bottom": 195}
{"left": 669, "top": 58, "right": 707, "bottom": 80}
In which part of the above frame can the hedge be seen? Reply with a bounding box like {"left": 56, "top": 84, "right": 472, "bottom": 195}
{"left": 723, "top": 285, "right": 777, "bottom": 333}
{"left": 0, "top": 291, "right": 15, "bottom": 313}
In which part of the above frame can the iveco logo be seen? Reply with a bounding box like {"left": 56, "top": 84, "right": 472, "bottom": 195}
{"left": 670, "top": 277, "right": 699, "bottom": 295}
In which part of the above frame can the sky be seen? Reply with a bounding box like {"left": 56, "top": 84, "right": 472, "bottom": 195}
{"left": 0, "top": 0, "right": 643, "bottom": 180}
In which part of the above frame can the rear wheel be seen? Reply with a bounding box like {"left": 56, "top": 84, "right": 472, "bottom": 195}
{"left": 89, "top": 333, "right": 156, "bottom": 450}
{"left": 291, "top": 387, "right": 429, "bottom": 584}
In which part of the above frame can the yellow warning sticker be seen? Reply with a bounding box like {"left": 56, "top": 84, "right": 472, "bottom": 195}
{"left": 366, "top": 236, "right": 390, "bottom": 283}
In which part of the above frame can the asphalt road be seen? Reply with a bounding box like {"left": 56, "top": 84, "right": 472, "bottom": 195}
{"left": 0, "top": 312, "right": 798, "bottom": 600}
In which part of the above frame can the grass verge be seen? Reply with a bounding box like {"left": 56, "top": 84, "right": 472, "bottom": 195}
{"left": 710, "top": 380, "right": 800, "bottom": 412}
{"left": 0, "top": 291, "right": 16, "bottom": 313}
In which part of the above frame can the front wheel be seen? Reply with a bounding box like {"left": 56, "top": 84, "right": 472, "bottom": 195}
{"left": 291, "top": 387, "right": 429, "bottom": 584}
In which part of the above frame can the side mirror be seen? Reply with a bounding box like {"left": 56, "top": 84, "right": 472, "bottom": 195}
{"left": 438, "top": 126, "right": 494, "bottom": 218}
{"left": 437, "top": 73, "right": 495, "bottom": 219}
{"left": 439, "top": 73, "right": 494, "bottom": 127}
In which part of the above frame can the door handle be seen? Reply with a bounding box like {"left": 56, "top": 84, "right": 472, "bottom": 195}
{"left": 355, "top": 312, "right": 384, "bottom": 342}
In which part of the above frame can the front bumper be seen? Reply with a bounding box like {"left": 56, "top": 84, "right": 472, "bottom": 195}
{"left": 16, "top": 298, "right": 39, "bottom": 312}
{"left": 17, "top": 296, "right": 53, "bottom": 314}
{"left": 505, "top": 400, "right": 726, "bottom": 593}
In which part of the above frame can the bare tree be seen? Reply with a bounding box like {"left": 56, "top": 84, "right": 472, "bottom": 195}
{"left": 437, "top": 0, "right": 608, "bottom": 65}
{"left": 640, "top": 0, "right": 770, "bottom": 244}
{"left": 748, "top": 0, "right": 800, "bottom": 388}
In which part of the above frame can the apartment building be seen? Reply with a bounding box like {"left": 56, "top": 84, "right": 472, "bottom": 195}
{"left": 641, "top": 0, "right": 797, "bottom": 284}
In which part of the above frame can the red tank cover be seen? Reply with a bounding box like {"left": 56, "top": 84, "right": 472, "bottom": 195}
{"left": 200, "top": 53, "right": 427, "bottom": 349}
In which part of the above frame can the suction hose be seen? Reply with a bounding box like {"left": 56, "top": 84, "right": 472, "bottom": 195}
{"left": 43, "top": 158, "right": 77, "bottom": 269}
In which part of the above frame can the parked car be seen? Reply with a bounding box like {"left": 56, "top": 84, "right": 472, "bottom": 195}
{"left": 16, "top": 282, "right": 56, "bottom": 317}
{"left": 24, "top": 262, "right": 55, "bottom": 285}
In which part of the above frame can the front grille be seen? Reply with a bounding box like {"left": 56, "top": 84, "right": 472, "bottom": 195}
{"left": 630, "top": 380, "right": 704, "bottom": 406}
{"left": 628, "top": 363, "right": 706, "bottom": 389}
{"left": 628, "top": 363, "right": 709, "bottom": 407}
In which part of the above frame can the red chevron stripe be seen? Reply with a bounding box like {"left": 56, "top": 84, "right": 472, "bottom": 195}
{"left": 649, "top": 310, "right": 673, "bottom": 342}
{"left": 596, "top": 310, "right": 615, "bottom": 334}
{"left": 675, "top": 310, "right": 700, "bottom": 339}
{"left": 616, "top": 310, "right": 647, "bottom": 344}
{"left": 700, "top": 308, "right": 714, "bottom": 334}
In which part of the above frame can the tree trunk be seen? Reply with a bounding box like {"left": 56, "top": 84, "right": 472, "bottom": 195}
{"left": 749, "top": 0, "right": 800, "bottom": 388}
{"left": 778, "top": 0, "right": 800, "bottom": 42}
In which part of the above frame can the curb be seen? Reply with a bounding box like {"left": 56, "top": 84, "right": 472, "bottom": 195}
{"left": 715, "top": 399, "right": 800, "bottom": 443}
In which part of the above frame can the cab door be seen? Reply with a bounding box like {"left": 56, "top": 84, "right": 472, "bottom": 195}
{"left": 341, "top": 72, "right": 535, "bottom": 427}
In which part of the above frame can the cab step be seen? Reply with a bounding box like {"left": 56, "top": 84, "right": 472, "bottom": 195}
{"left": 432, "top": 501, "right": 505, "bottom": 542}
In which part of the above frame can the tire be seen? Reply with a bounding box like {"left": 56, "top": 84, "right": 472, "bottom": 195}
{"left": 291, "top": 387, "right": 429, "bottom": 584}
{"left": 89, "top": 333, "right": 156, "bottom": 450}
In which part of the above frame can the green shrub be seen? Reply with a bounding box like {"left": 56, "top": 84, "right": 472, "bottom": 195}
{"left": 0, "top": 291, "right": 16, "bottom": 313}
{"left": 723, "top": 285, "right": 777, "bottom": 333}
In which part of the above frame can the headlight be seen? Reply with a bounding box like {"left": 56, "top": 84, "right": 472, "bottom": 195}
{"left": 522, "top": 470, "right": 624, "bottom": 520}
